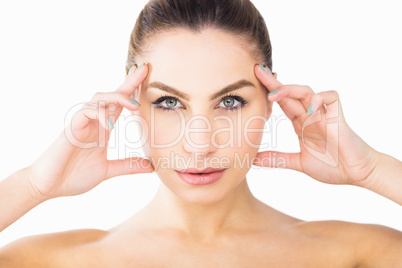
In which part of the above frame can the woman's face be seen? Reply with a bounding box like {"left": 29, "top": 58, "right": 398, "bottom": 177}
{"left": 134, "top": 28, "right": 272, "bottom": 204}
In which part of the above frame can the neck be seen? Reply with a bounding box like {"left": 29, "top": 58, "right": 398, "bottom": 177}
{"left": 146, "top": 177, "right": 260, "bottom": 240}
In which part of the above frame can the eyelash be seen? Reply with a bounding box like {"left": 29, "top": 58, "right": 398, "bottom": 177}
{"left": 151, "top": 93, "right": 249, "bottom": 112}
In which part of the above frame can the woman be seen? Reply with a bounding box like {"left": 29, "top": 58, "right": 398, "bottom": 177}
{"left": 1, "top": 0, "right": 401, "bottom": 266}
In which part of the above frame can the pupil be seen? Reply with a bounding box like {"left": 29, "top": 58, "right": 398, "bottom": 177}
{"left": 166, "top": 98, "right": 176, "bottom": 108}
{"left": 224, "top": 97, "right": 234, "bottom": 107}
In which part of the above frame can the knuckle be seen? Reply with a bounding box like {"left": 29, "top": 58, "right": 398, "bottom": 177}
{"left": 115, "top": 92, "right": 125, "bottom": 99}
{"left": 311, "top": 93, "right": 319, "bottom": 101}
{"left": 301, "top": 91, "right": 311, "bottom": 101}
{"left": 318, "top": 95, "right": 325, "bottom": 104}
{"left": 328, "top": 90, "right": 339, "bottom": 97}
{"left": 321, "top": 90, "right": 339, "bottom": 100}
{"left": 302, "top": 85, "right": 314, "bottom": 92}
{"left": 298, "top": 86, "right": 313, "bottom": 101}
{"left": 91, "top": 91, "right": 104, "bottom": 100}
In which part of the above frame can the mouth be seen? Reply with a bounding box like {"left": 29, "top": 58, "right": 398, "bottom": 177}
{"left": 176, "top": 167, "right": 227, "bottom": 174}
{"left": 175, "top": 167, "right": 228, "bottom": 186}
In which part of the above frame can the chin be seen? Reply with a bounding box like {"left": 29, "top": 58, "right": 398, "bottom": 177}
{"left": 158, "top": 168, "right": 244, "bottom": 205}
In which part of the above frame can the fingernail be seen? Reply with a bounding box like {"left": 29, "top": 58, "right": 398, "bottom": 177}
{"left": 268, "top": 89, "right": 278, "bottom": 95}
{"left": 128, "top": 65, "right": 135, "bottom": 74}
{"left": 107, "top": 118, "right": 114, "bottom": 129}
{"left": 307, "top": 103, "right": 314, "bottom": 115}
{"left": 135, "top": 63, "right": 145, "bottom": 73}
{"left": 259, "top": 64, "right": 267, "bottom": 72}
{"left": 130, "top": 98, "right": 140, "bottom": 106}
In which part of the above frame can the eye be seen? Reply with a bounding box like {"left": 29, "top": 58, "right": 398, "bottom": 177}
{"left": 217, "top": 93, "right": 248, "bottom": 111}
{"left": 151, "top": 93, "right": 248, "bottom": 112}
{"left": 151, "top": 95, "right": 184, "bottom": 112}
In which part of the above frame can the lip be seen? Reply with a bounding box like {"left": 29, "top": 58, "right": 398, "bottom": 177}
{"left": 175, "top": 168, "right": 227, "bottom": 186}
{"left": 176, "top": 167, "right": 227, "bottom": 174}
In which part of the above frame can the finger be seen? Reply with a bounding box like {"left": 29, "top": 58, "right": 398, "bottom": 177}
{"left": 278, "top": 102, "right": 297, "bottom": 121}
{"left": 268, "top": 84, "right": 315, "bottom": 111}
{"left": 106, "top": 157, "right": 155, "bottom": 179}
{"left": 75, "top": 92, "right": 140, "bottom": 130}
{"left": 90, "top": 92, "right": 141, "bottom": 111}
{"left": 254, "top": 64, "right": 283, "bottom": 93}
{"left": 76, "top": 102, "right": 111, "bottom": 148}
{"left": 276, "top": 97, "right": 307, "bottom": 119}
{"left": 252, "top": 150, "right": 302, "bottom": 172}
{"left": 73, "top": 102, "right": 109, "bottom": 130}
{"left": 254, "top": 65, "right": 310, "bottom": 118}
{"left": 85, "top": 102, "right": 113, "bottom": 133}
{"left": 307, "top": 90, "right": 343, "bottom": 118}
{"left": 117, "top": 62, "right": 149, "bottom": 96}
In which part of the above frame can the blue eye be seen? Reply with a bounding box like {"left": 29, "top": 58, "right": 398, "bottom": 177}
{"left": 152, "top": 93, "right": 248, "bottom": 112}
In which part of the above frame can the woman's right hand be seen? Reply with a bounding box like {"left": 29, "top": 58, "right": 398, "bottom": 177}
{"left": 26, "top": 63, "right": 153, "bottom": 200}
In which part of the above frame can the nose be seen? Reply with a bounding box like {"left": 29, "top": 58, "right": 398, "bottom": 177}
{"left": 183, "top": 115, "right": 217, "bottom": 156}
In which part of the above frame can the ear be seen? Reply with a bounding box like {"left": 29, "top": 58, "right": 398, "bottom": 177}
{"left": 273, "top": 72, "right": 278, "bottom": 79}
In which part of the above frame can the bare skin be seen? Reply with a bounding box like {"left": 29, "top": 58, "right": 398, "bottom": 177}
{"left": 2, "top": 187, "right": 401, "bottom": 267}
{"left": 1, "top": 29, "right": 402, "bottom": 267}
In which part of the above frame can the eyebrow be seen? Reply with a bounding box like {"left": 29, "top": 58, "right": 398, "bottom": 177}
{"left": 147, "top": 79, "right": 256, "bottom": 101}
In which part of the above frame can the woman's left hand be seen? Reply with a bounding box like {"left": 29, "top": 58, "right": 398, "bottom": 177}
{"left": 252, "top": 64, "right": 380, "bottom": 186}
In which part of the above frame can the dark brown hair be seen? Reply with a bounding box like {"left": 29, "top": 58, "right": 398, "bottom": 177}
{"left": 125, "top": 0, "right": 272, "bottom": 74}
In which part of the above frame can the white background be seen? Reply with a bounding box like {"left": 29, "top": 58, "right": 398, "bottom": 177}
{"left": 0, "top": 0, "right": 401, "bottom": 247}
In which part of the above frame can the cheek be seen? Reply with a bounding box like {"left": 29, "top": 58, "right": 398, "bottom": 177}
{"left": 242, "top": 115, "right": 266, "bottom": 148}
{"left": 234, "top": 108, "right": 267, "bottom": 162}
{"left": 152, "top": 110, "right": 184, "bottom": 146}
{"left": 243, "top": 97, "right": 267, "bottom": 144}
{"left": 139, "top": 107, "right": 184, "bottom": 148}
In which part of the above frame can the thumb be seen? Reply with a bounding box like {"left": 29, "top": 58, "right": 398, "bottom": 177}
{"left": 252, "top": 150, "right": 302, "bottom": 172}
{"left": 106, "top": 157, "right": 155, "bottom": 179}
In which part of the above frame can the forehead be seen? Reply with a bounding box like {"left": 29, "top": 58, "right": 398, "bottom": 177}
{"left": 142, "top": 28, "right": 259, "bottom": 96}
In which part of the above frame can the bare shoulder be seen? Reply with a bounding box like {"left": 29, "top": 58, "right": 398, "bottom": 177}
{"left": 0, "top": 228, "right": 109, "bottom": 267}
{"left": 295, "top": 220, "right": 402, "bottom": 267}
